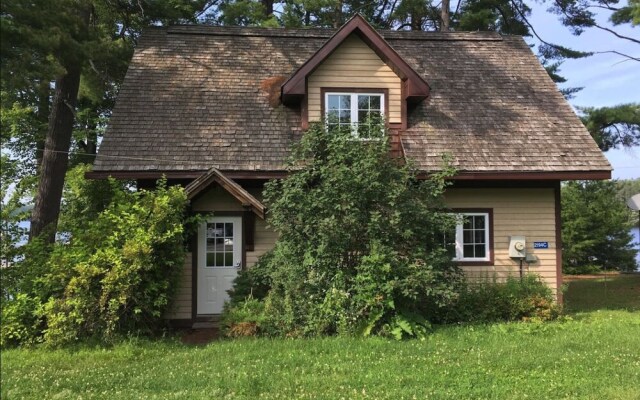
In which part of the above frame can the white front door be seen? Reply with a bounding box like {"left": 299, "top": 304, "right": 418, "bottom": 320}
{"left": 197, "top": 217, "right": 242, "bottom": 315}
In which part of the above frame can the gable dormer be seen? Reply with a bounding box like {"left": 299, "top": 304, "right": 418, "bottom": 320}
{"left": 281, "top": 14, "right": 430, "bottom": 130}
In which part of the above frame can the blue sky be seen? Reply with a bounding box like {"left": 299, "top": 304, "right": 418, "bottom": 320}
{"left": 526, "top": 1, "right": 639, "bottom": 180}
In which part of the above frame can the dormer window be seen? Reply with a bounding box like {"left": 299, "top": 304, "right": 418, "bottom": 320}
{"left": 325, "top": 92, "right": 385, "bottom": 138}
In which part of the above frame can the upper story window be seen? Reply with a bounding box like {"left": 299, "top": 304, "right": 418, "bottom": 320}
{"left": 325, "top": 92, "right": 384, "bottom": 138}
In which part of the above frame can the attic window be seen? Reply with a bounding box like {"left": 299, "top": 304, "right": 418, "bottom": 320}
{"left": 325, "top": 92, "right": 384, "bottom": 139}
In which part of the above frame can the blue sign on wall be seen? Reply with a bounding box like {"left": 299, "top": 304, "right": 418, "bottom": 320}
{"left": 533, "top": 242, "right": 549, "bottom": 249}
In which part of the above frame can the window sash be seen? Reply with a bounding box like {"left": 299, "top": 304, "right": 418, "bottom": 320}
{"left": 325, "top": 92, "right": 384, "bottom": 137}
{"left": 453, "top": 212, "right": 490, "bottom": 262}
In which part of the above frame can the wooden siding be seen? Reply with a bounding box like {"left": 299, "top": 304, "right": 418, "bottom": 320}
{"left": 246, "top": 217, "right": 278, "bottom": 268}
{"left": 307, "top": 34, "right": 402, "bottom": 123}
{"left": 164, "top": 252, "right": 192, "bottom": 320}
{"left": 445, "top": 188, "right": 559, "bottom": 293}
{"left": 167, "top": 186, "right": 560, "bottom": 319}
{"left": 192, "top": 185, "right": 246, "bottom": 212}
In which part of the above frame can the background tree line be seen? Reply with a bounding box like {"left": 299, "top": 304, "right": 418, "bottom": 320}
{"left": 1, "top": 0, "right": 638, "bottom": 261}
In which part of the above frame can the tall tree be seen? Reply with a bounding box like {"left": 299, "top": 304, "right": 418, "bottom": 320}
{"left": 2, "top": 0, "right": 214, "bottom": 243}
{"left": 562, "top": 180, "right": 636, "bottom": 272}
{"left": 579, "top": 103, "right": 640, "bottom": 151}
{"left": 441, "top": 0, "right": 451, "bottom": 30}
{"left": 29, "top": 2, "right": 90, "bottom": 242}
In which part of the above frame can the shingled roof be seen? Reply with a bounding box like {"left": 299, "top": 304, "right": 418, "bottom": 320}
{"left": 91, "top": 22, "right": 611, "bottom": 180}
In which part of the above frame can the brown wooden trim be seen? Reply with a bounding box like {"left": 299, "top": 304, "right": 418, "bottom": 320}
{"left": 185, "top": 168, "right": 265, "bottom": 219}
{"left": 320, "top": 88, "right": 390, "bottom": 127}
{"left": 450, "top": 180, "right": 559, "bottom": 189}
{"left": 191, "top": 233, "right": 198, "bottom": 322}
{"left": 450, "top": 208, "right": 495, "bottom": 267}
{"left": 243, "top": 209, "right": 255, "bottom": 252}
{"left": 86, "top": 170, "right": 289, "bottom": 180}
{"left": 281, "top": 14, "right": 429, "bottom": 102}
{"left": 416, "top": 170, "right": 612, "bottom": 181}
{"left": 89, "top": 169, "right": 610, "bottom": 182}
{"left": 554, "top": 181, "right": 564, "bottom": 304}
{"left": 302, "top": 93, "right": 309, "bottom": 130}
{"left": 401, "top": 80, "right": 408, "bottom": 130}
{"left": 166, "top": 319, "right": 193, "bottom": 329}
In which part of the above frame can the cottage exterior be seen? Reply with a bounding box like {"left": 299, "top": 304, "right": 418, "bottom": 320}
{"left": 89, "top": 15, "right": 611, "bottom": 327}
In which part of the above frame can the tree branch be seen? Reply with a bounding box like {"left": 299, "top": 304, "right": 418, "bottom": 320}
{"left": 592, "top": 23, "right": 640, "bottom": 45}
{"left": 509, "top": 0, "right": 639, "bottom": 62}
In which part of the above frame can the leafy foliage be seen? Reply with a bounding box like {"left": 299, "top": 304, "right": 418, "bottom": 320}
{"left": 440, "top": 274, "right": 560, "bottom": 323}
{"left": 0, "top": 165, "right": 193, "bottom": 347}
{"left": 562, "top": 180, "right": 636, "bottom": 272}
{"left": 224, "top": 122, "right": 463, "bottom": 338}
{"left": 579, "top": 103, "right": 640, "bottom": 151}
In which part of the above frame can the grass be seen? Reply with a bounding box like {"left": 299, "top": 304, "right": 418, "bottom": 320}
{"left": 564, "top": 274, "right": 640, "bottom": 313}
{"left": 2, "top": 277, "right": 639, "bottom": 400}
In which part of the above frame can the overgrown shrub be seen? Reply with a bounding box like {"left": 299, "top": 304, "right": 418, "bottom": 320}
{"left": 563, "top": 264, "right": 602, "bottom": 275}
{"left": 220, "top": 296, "right": 266, "bottom": 337}
{"left": 0, "top": 294, "right": 42, "bottom": 347}
{"left": 0, "top": 164, "right": 193, "bottom": 347}
{"left": 224, "top": 122, "right": 463, "bottom": 338}
{"left": 440, "top": 274, "right": 560, "bottom": 323}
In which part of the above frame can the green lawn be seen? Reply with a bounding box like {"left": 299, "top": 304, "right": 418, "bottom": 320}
{"left": 564, "top": 274, "right": 640, "bottom": 313}
{"left": 2, "top": 278, "right": 640, "bottom": 400}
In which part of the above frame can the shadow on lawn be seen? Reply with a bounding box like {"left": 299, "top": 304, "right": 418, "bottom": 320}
{"left": 563, "top": 274, "right": 640, "bottom": 313}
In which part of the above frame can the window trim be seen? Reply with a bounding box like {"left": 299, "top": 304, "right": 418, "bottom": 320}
{"left": 450, "top": 208, "right": 494, "bottom": 266}
{"left": 321, "top": 88, "right": 389, "bottom": 136}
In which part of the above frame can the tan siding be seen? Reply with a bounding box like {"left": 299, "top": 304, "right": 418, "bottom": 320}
{"left": 307, "top": 34, "right": 402, "bottom": 124}
{"left": 246, "top": 218, "right": 279, "bottom": 269}
{"left": 168, "top": 186, "right": 560, "bottom": 319}
{"left": 165, "top": 252, "right": 193, "bottom": 320}
{"left": 191, "top": 185, "right": 246, "bottom": 212}
{"left": 445, "top": 188, "right": 559, "bottom": 293}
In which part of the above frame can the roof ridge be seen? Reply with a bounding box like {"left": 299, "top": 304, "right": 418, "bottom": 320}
{"left": 164, "top": 24, "right": 503, "bottom": 41}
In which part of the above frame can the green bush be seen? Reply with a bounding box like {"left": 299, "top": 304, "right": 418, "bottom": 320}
{"left": 224, "top": 122, "right": 463, "bottom": 338}
{"left": 441, "top": 274, "right": 560, "bottom": 323}
{"left": 563, "top": 264, "right": 602, "bottom": 275}
{"left": 0, "top": 294, "right": 43, "bottom": 347}
{"left": 0, "top": 165, "right": 193, "bottom": 347}
{"left": 220, "top": 296, "right": 266, "bottom": 337}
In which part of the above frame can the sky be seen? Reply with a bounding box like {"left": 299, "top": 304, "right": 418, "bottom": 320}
{"left": 525, "top": 1, "right": 639, "bottom": 180}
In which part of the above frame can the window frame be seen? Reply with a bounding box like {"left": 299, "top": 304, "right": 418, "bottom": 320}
{"left": 450, "top": 209, "right": 494, "bottom": 266}
{"left": 321, "top": 88, "right": 388, "bottom": 138}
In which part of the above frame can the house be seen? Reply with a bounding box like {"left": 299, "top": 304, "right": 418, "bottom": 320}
{"left": 88, "top": 15, "right": 611, "bottom": 327}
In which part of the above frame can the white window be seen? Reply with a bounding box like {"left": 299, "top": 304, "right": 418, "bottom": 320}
{"left": 447, "top": 212, "right": 491, "bottom": 262}
{"left": 325, "top": 92, "right": 384, "bottom": 138}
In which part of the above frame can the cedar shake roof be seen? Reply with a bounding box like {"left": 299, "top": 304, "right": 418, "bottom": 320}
{"left": 92, "top": 23, "right": 611, "bottom": 179}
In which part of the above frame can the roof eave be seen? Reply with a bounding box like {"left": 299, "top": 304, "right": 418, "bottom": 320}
{"left": 185, "top": 168, "right": 266, "bottom": 219}
{"left": 281, "top": 14, "right": 430, "bottom": 104}
{"left": 444, "top": 170, "right": 612, "bottom": 181}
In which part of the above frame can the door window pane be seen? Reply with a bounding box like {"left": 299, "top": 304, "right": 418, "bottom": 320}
{"left": 205, "top": 221, "right": 236, "bottom": 267}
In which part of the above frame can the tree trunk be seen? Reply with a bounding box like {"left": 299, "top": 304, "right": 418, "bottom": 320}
{"left": 35, "top": 80, "right": 51, "bottom": 170}
{"left": 333, "top": 0, "right": 343, "bottom": 28}
{"left": 441, "top": 0, "right": 450, "bottom": 31}
{"left": 261, "top": 0, "right": 274, "bottom": 18}
{"left": 29, "top": 62, "right": 82, "bottom": 243}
